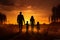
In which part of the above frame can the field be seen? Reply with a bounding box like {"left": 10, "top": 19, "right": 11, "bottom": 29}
{"left": 0, "top": 23, "right": 60, "bottom": 40}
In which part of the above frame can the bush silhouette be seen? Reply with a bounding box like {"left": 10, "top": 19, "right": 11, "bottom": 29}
{"left": 0, "top": 12, "right": 7, "bottom": 24}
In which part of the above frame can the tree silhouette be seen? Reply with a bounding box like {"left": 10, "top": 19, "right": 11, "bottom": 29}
{"left": 50, "top": 4, "right": 60, "bottom": 23}
{"left": 57, "top": 4, "right": 60, "bottom": 19}
{"left": 0, "top": 12, "right": 7, "bottom": 24}
{"left": 51, "top": 6, "right": 57, "bottom": 22}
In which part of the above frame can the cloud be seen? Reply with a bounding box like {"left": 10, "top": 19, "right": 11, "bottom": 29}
{"left": 0, "top": 0, "right": 27, "bottom": 11}
{"left": 0, "top": 0, "right": 15, "bottom": 11}
{"left": 0, "top": 0, "right": 60, "bottom": 11}
{"left": 0, "top": 0, "right": 60, "bottom": 24}
{"left": 0, "top": 0, "right": 14, "bottom": 6}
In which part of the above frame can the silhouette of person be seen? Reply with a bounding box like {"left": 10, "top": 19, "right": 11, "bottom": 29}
{"left": 17, "top": 12, "right": 25, "bottom": 32}
{"left": 30, "top": 16, "right": 35, "bottom": 33}
{"left": 26, "top": 21, "right": 29, "bottom": 33}
{"left": 36, "top": 22, "right": 40, "bottom": 33}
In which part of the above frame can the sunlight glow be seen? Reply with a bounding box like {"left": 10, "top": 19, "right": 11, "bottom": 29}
{"left": 6, "top": 6, "right": 49, "bottom": 24}
{"left": 23, "top": 9, "right": 34, "bottom": 24}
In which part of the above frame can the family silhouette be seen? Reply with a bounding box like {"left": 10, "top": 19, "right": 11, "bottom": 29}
{"left": 17, "top": 12, "right": 40, "bottom": 33}
{"left": 0, "top": 4, "right": 60, "bottom": 33}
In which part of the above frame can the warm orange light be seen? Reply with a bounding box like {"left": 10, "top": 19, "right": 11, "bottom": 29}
{"left": 27, "top": 5, "right": 32, "bottom": 9}
{"left": 6, "top": 8, "right": 49, "bottom": 24}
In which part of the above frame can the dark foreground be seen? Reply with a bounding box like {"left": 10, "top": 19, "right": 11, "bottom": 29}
{"left": 0, "top": 23, "right": 60, "bottom": 40}
{"left": 0, "top": 32, "right": 60, "bottom": 40}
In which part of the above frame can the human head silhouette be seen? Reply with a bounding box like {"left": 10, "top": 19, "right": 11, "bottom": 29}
{"left": 37, "top": 22, "right": 39, "bottom": 24}
{"left": 20, "top": 12, "right": 22, "bottom": 15}
{"left": 31, "top": 16, "right": 34, "bottom": 18}
{"left": 26, "top": 21, "right": 28, "bottom": 24}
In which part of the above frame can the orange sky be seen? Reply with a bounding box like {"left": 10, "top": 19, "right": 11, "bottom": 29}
{"left": 0, "top": 0, "right": 60, "bottom": 24}
{"left": 5, "top": 6, "right": 50, "bottom": 24}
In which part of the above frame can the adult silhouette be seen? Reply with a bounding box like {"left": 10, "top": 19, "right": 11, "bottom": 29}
{"left": 36, "top": 22, "right": 40, "bottom": 33}
{"left": 26, "top": 21, "right": 29, "bottom": 32}
{"left": 30, "top": 16, "right": 35, "bottom": 32}
{"left": 17, "top": 12, "right": 25, "bottom": 32}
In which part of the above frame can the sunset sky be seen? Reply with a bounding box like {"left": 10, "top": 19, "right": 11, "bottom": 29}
{"left": 0, "top": 0, "right": 60, "bottom": 24}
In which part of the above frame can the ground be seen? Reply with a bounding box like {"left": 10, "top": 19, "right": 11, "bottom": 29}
{"left": 0, "top": 23, "right": 60, "bottom": 40}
